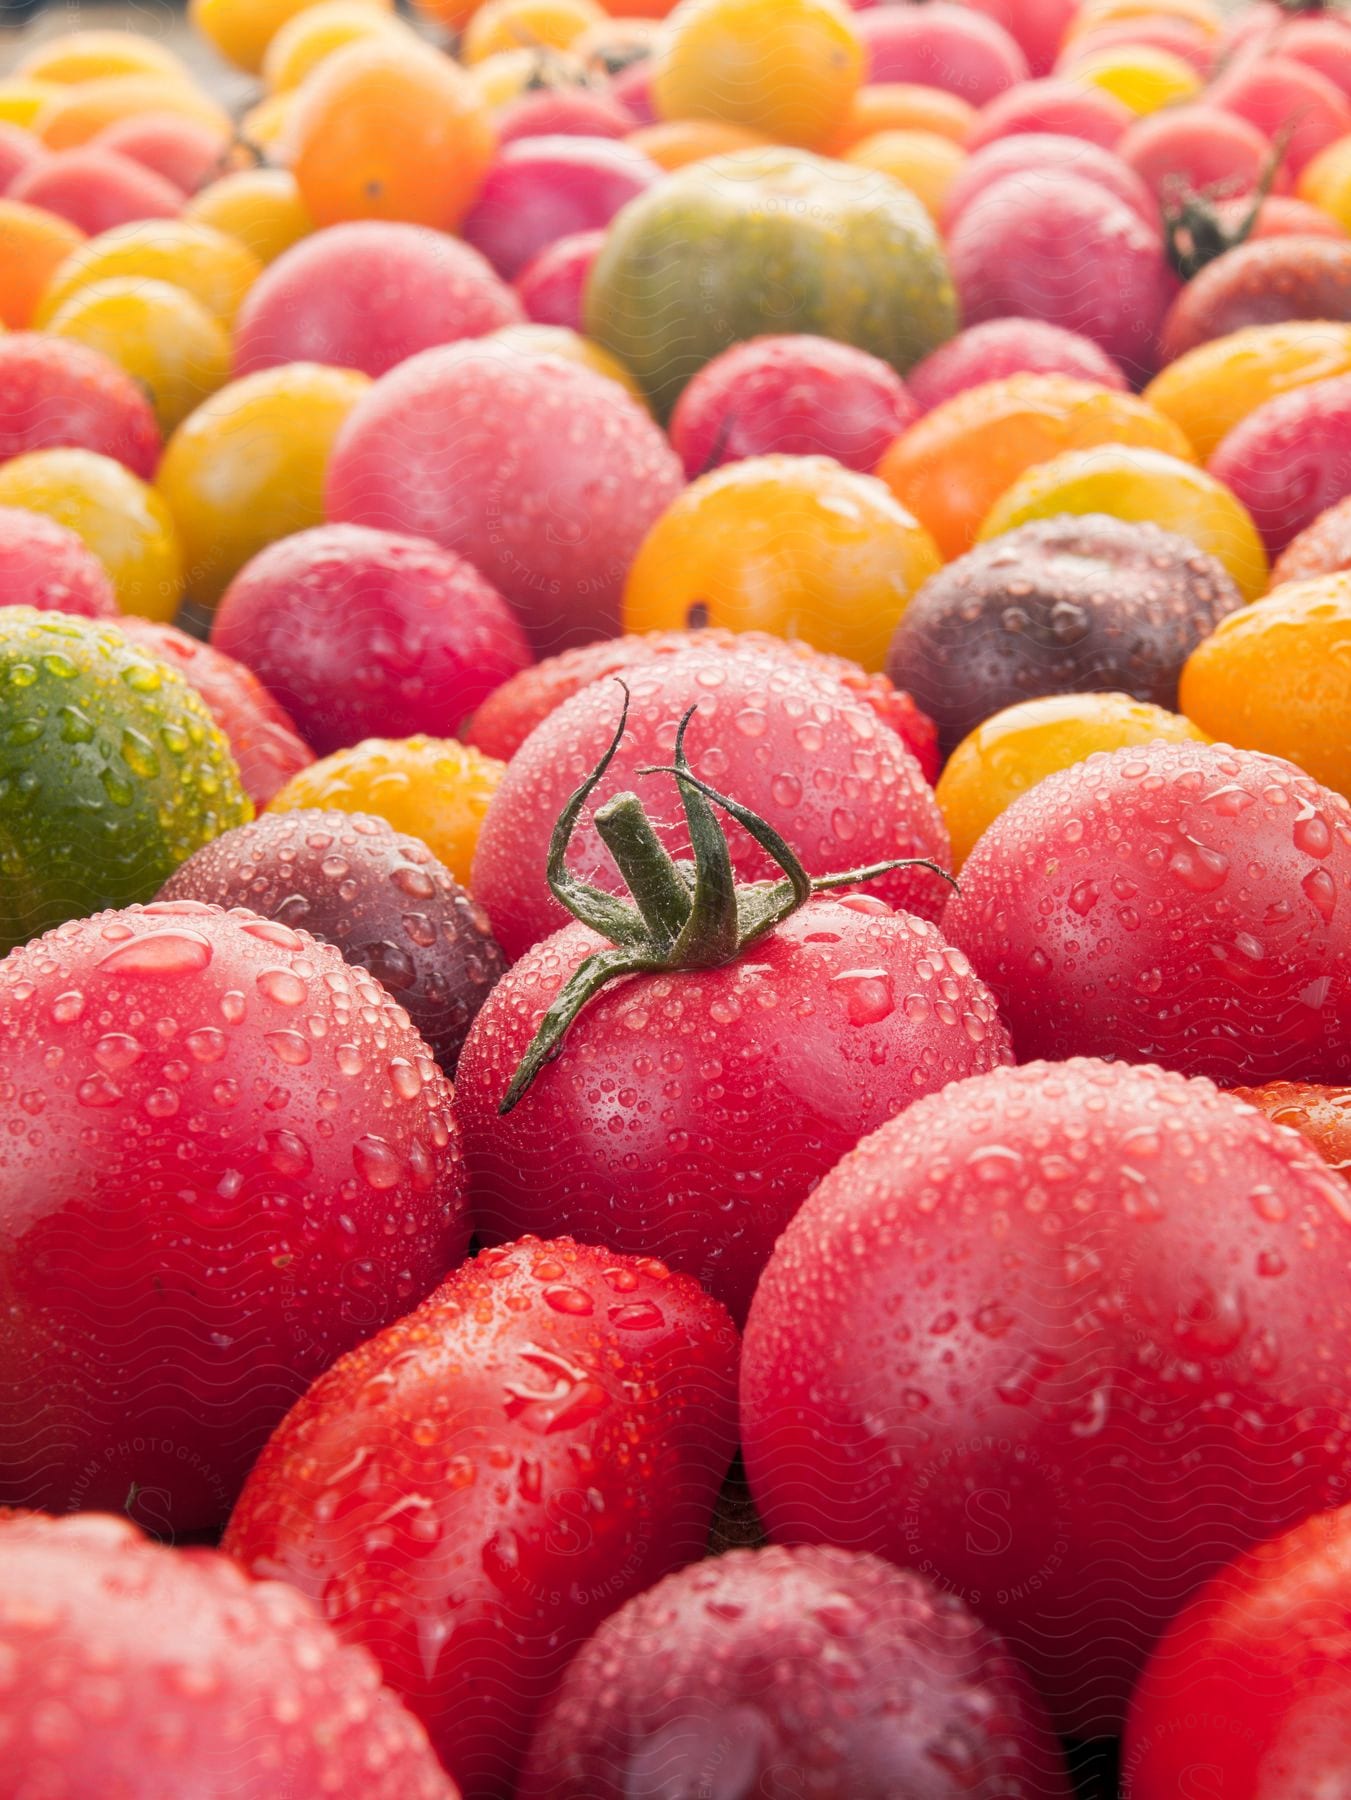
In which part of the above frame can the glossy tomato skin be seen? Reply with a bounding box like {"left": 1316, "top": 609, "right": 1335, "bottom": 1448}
{"left": 0, "top": 502, "right": 118, "bottom": 617}
{"left": 944, "top": 741, "right": 1351, "bottom": 1084}
{"left": 0, "top": 1512, "right": 459, "bottom": 1800}
{"left": 742, "top": 1057, "right": 1351, "bottom": 1737}
{"left": 885, "top": 517, "right": 1243, "bottom": 758}
{"left": 1122, "top": 1508, "right": 1351, "bottom": 1798}
{"left": 462, "top": 627, "right": 940, "bottom": 780}
{"left": 0, "top": 332, "right": 160, "bottom": 480}
{"left": 116, "top": 617, "right": 315, "bottom": 810}
{"left": 1208, "top": 373, "right": 1351, "bottom": 558}
{"left": 224, "top": 1236, "right": 739, "bottom": 1800}
{"left": 519, "top": 1544, "right": 1071, "bottom": 1800}
{"left": 457, "top": 897, "right": 1011, "bottom": 1323}
{"left": 0, "top": 900, "right": 468, "bottom": 1533}
{"left": 470, "top": 651, "right": 951, "bottom": 963}
{"left": 1230, "top": 1080, "right": 1351, "bottom": 1181}
{"left": 1161, "top": 238, "right": 1351, "bottom": 363}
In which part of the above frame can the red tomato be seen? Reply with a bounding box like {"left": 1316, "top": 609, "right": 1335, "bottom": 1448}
{"left": 943, "top": 740, "right": 1351, "bottom": 1084}
{"left": 94, "top": 111, "right": 228, "bottom": 194}
{"left": 9, "top": 145, "right": 182, "bottom": 235}
{"left": 462, "top": 626, "right": 940, "bottom": 780}
{"left": 961, "top": 0, "right": 1078, "bottom": 76}
{"left": 905, "top": 318, "right": 1128, "bottom": 413}
{"left": 1161, "top": 238, "right": 1351, "bottom": 362}
{"left": 1211, "top": 54, "right": 1351, "bottom": 176}
{"left": 224, "top": 1236, "right": 739, "bottom": 1798}
{"left": 856, "top": 2, "right": 1029, "bottom": 104}
{"left": 0, "top": 1512, "right": 457, "bottom": 1800}
{"left": 513, "top": 227, "right": 605, "bottom": 331}
{"left": 460, "top": 135, "right": 661, "bottom": 281}
{"left": 942, "top": 132, "right": 1157, "bottom": 231}
{"left": 967, "top": 76, "right": 1133, "bottom": 151}
{"left": 0, "top": 900, "right": 468, "bottom": 1533}
{"left": 495, "top": 85, "right": 637, "bottom": 142}
{"left": 1208, "top": 372, "right": 1351, "bottom": 557}
{"left": 741, "top": 1056, "right": 1351, "bottom": 1736}
{"left": 520, "top": 1545, "right": 1071, "bottom": 1798}
{"left": 1119, "top": 103, "right": 1287, "bottom": 204}
{"left": 469, "top": 650, "right": 951, "bottom": 962}
{"left": 0, "top": 501, "right": 118, "bottom": 617}
{"left": 1272, "top": 492, "right": 1351, "bottom": 584}
{"left": 0, "top": 331, "right": 160, "bottom": 479}
{"left": 1124, "top": 1507, "right": 1351, "bottom": 1797}
{"left": 0, "top": 121, "right": 47, "bottom": 195}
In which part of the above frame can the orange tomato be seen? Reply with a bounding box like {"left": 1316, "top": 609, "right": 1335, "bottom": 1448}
{"left": 876, "top": 374, "right": 1195, "bottom": 561}
{"left": 290, "top": 40, "right": 496, "bottom": 231}
{"left": 626, "top": 117, "right": 773, "bottom": 170}
{"left": 1299, "top": 134, "right": 1351, "bottom": 235}
{"left": 462, "top": 0, "right": 605, "bottom": 63}
{"left": 267, "top": 736, "right": 504, "bottom": 885}
{"left": 0, "top": 81, "right": 62, "bottom": 130}
{"left": 1143, "top": 322, "right": 1351, "bottom": 462}
{"left": 185, "top": 169, "right": 314, "bottom": 265}
{"left": 844, "top": 129, "right": 966, "bottom": 221}
{"left": 622, "top": 454, "right": 942, "bottom": 672}
{"left": 825, "top": 81, "right": 977, "bottom": 154}
{"left": 1179, "top": 573, "right": 1351, "bottom": 798}
{"left": 33, "top": 76, "right": 231, "bottom": 149}
{"left": 1229, "top": 1082, "right": 1351, "bottom": 1181}
{"left": 35, "top": 220, "right": 262, "bottom": 329}
{"left": 0, "top": 199, "right": 85, "bottom": 329}
{"left": 653, "top": 0, "right": 864, "bottom": 152}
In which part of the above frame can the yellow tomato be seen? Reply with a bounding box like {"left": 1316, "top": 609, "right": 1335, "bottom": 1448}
{"left": 1066, "top": 45, "right": 1201, "bottom": 114}
{"left": 844, "top": 129, "right": 966, "bottom": 221}
{"left": 16, "top": 30, "right": 187, "bottom": 85}
{"left": 156, "top": 364, "right": 371, "bottom": 608}
{"left": 33, "top": 76, "right": 231, "bottom": 149}
{"left": 977, "top": 444, "right": 1270, "bottom": 601}
{"left": 0, "top": 199, "right": 85, "bottom": 330}
{"left": 1144, "top": 322, "right": 1351, "bottom": 461}
{"left": 185, "top": 169, "right": 314, "bottom": 265}
{"left": 1299, "top": 134, "right": 1351, "bottom": 234}
{"left": 0, "top": 81, "right": 61, "bottom": 130}
{"left": 262, "top": 0, "right": 414, "bottom": 91}
{"left": 462, "top": 0, "right": 605, "bottom": 64}
{"left": 937, "top": 692, "right": 1210, "bottom": 868}
{"left": 487, "top": 324, "right": 646, "bottom": 403}
{"left": 626, "top": 118, "right": 773, "bottom": 170}
{"left": 35, "top": 220, "right": 262, "bottom": 329}
{"left": 43, "top": 278, "right": 231, "bottom": 437}
{"left": 653, "top": 0, "right": 864, "bottom": 152}
{"left": 622, "top": 454, "right": 941, "bottom": 671}
{"left": 0, "top": 448, "right": 183, "bottom": 619}
{"left": 267, "top": 736, "right": 504, "bottom": 885}
{"left": 1180, "top": 573, "right": 1351, "bottom": 798}
{"left": 191, "top": 0, "right": 392, "bottom": 75}
{"left": 469, "top": 48, "right": 586, "bottom": 108}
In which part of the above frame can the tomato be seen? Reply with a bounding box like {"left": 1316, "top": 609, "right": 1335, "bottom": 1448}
{"left": 494, "top": 84, "right": 637, "bottom": 142}
{"left": 34, "top": 218, "right": 262, "bottom": 329}
{"left": 741, "top": 1056, "right": 1351, "bottom": 1736}
{"left": 33, "top": 77, "right": 232, "bottom": 153}
{"left": 232, "top": 221, "right": 521, "bottom": 379}
{"left": 1179, "top": 573, "right": 1351, "bottom": 799}
{"left": 0, "top": 198, "right": 84, "bottom": 330}
{"left": 824, "top": 79, "right": 976, "bottom": 153}
{"left": 0, "top": 898, "right": 466, "bottom": 1530}
{"left": 1161, "top": 238, "right": 1351, "bottom": 365}
{"left": 1302, "top": 130, "right": 1351, "bottom": 232}
{"left": 1231, "top": 1079, "right": 1351, "bottom": 1182}
{"left": 1119, "top": 103, "right": 1283, "bottom": 205}
{"left": 184, "top": 168, "right": 315, "bottom": 266}
{"left": 875, "top": 374, "right": 1193, "bottom": 563}
{"left": 116, "top": 617, "right": 314, "bottom": 810}
{"left": 1208, "top": 372, "right": 1351, "bottom": 559}
{"left": 93, "top": 112, "right": 227, "bottom": 194}
{"left": 962, "top": 0, "right": 1078, "bottom": 77}
{"left": 937, "top": 693, "right": 1209, "bottom": 869}
{"left": 943, "top": 132, "right": 1157, "bottom": 232}
{"left": 470, "top": 647, "right": 951, "bottom": 962}
{"left": 15, "top": 28, "right": 187, "bottom": 84}
{"left": 668, "top": 336, "right": 917, "bottom": 480}
{"left": 0, "top": 121, "right": 45, "bottom": 192}
{"left": 1124, "top": 1507, "right": 1351, "bottom": 1797}
{"left": 461, "top": 135, "right": 660, "bottom": 281}
{"left": 0, "top": 82, "right": 61, "bottom": 133}
{"left": 1211, "top": 54, "right": 1351, "bottom": 177}
{"left": 191, "top": 0, "right": 393, "bottom": 75}
{"left": 0, "top": 503, "right": 117, "bottom": 619}
{"left": 156, "top": 362, "right": 370, "bottom": 609}
{"left": 268, "top": 735, "right": 505, "bottom": 886}
{"left": 512, "top": 227, "right": 603, "bottom": 330}
{"left": 43, "top": 276, "right": 231, "bottom": 436}
{"left": 624, "top": 116, "right": 769, "bottom": 169}
{"left": 8, "top": 145, "right": 182, "bottom": 235}
{"left": 905, "top": 319, "right": 1128, "bottom": 414}
{"left": 842, "top": 128, "right": 966, "bottom": 220}
{"left": 488, "top": 322, "right": 644, "bottom": 402}
{"left": 653, "top": 0, "right": 864, "bottom": 151}
{"left": 945, "top": 739, "right": 1351, "bottom": 1082}
{"left": 520, "top": 1546, "right": 1071, "bottom": 1799}
{"left": 462, "top": 0, "right": 604, "bottom": 63}
{"left": 1060, "top": 14, "right": 1216, "bottom": 75}
{"left": 213, "top": 523, "right": 530, "bottom": 754}
{"left": 857, "top": 3, "right": 1028, "bottom": 103}
{"left": 261, "top": 0, "right": 414, "bottom": 91}
{"left": 0, "top": 1514, "right": 456, "bottom": 1800}
{"left": 622, "top": 456, "right": 940, "bottom": 673}
{"left": 290, "top": 41, "right": 495, "bottom": 232}
{"left": 223, "top": 1236, "right": 739, "bottom": 1796}
{"left": 0, "top": 447, "right": 184, "bottom": 620}
{"left": 1273, "top": 493, "right": 1351, "bottom": 585}
{"left": 463, "top": 627, "right": 940, "bottom": 780}
{"left": 1144, "top": 320, "right": 1351, "bottom": 462}
{"left": 160, "top": 810, "right": 504, "bottom": 1074}
{"left": 325, "top": 342, "right": 684, "bottom": 652}
{"left": 948, "top": 168, "right": 1178, "bottom": 379}
{"left": 966, "top": 75, "right": 1133, "bottom": 151}
{"left": 0, "top": 332, "right": 160, "bottom": 480}
{"left": 1065, "top": 41, "right": 1202, "bottom": 112}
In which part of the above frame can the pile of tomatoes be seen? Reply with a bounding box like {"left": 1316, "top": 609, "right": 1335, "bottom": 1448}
{"left": 3, "top": 0, "right": 1351, "bottom": 1792}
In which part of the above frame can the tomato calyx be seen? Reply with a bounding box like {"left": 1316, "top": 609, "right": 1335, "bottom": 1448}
{"left": 1163, "top": 128, "right": 1290, "bottom": 279}
{"left": 499, "top": 685, "right": 954, "bottom": 1113}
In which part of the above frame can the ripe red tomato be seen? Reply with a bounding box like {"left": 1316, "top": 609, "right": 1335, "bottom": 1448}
{"left": 741, "top": 1056, "right": 1351, "bottom": 1737}
{"left": 966, "top": 75, "right": 1133, "bottom": 151}
{"left": 1272, "top": 492, "right": 1351, "bottom": 585}
{"left": 495, "top": 85, "right": 637, "bottom": 143}
{"left": 1124, "top": 1506, "right": 1351, "bottom": 1798}
{"left": 0, "top": 900, "right": 468, "bottom": 1533}
{"left": 943, "top": 740, "right": 1351, "bottom": 1084}
{"left": 470, "top": 651, "right": 951, "bottom": 962}
{"left": 857, "top": 2, "right": 1029, "bottom": 104}
{"left": 905, "top": 318, "right": 1128, "bottom": 413}
{"left": 94, "top": 112, "right": 227, "bottom": 194}
{"left": 1161, "top": 238, "right": 1351, "bottom": 362}
{"left": 942, "top": 132, "right": 1156, "bottom": 232}
{"left": 461, "top": 135, "right": 661, "bottom": 281}
{"left": 1119, "top": 103, "right": 1286, "bottom": 205}
{"left": 519, "top": 1544, "right": 1071, "bottom": 1798}
{"left": 9, "top": 145, "right": 181, "bottom": 235}
{"left": 0, "top": 331, "right": 160, "bottom": 479}
{"left": 458, "top": 893, "right": 1010, "bottom": 1323}
{"left": 513, "top": 227, "right": 605, "bottom": 331}
{"left": 0, "top": 1511, "right": 457, "bottom": 1800}
{"left": 1208, "top": 372, "right": 1351, "bottom": 557}
{"left": 224, "top": 1236, "right": 739, "bottom": 1798}
{"left": 0, "top": 121, "right": 47, "bottom": 195}
{"left": 0, "top": 501, "right": 118, "bottom": 617}
{"left": 1211, "top": 53, "right": 1351, "bottom": 176}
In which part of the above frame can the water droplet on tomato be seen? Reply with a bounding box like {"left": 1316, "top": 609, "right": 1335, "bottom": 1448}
{"left": 543, "top": 1285, "right": 594, "bottom": 1315}
{"left": 830, "top": 968, "right": 894, "bottom": 1025}
{"left": 609, "top": 1300, "right": 663, "bottom": 1331}
{"left": 96, "top": 932, "right": 212, "bottom": 977}
{"left": 1303, "top": 867, "right": 1338, "bottom": 924}
{"left": 353, "top": 1135, "right": 403, "bottom": 1190}
{"left": 257, "top": 968, "right": 308, "bottom": 1007}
